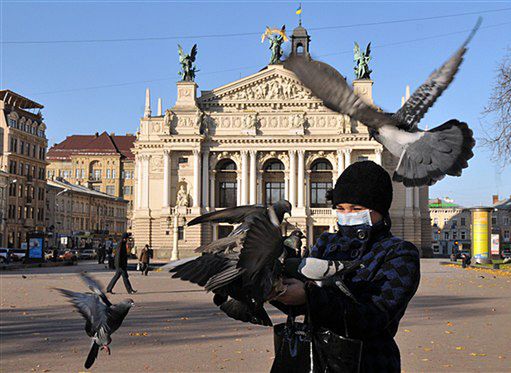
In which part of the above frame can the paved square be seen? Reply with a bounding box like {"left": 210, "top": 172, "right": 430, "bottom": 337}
{"left": 1, "top": 259, "right": 510, "bottom": 372}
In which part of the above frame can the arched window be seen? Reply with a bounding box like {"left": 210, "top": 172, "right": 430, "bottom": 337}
{"left": 310, "top": 159, "right": 333, "bottom": 208}
{"left": 216, "top": 159, "right": 237, "bottom": 208}
{"left": 263, "top": 159, "right": 285, "bottom": 206}
{"left": 296, "top": 43, "right": 304, "bottom": 55}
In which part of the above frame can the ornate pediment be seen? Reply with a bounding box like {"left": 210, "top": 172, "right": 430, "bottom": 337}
{"left": 198, "top": 65, "right": 321, "bottom": 109}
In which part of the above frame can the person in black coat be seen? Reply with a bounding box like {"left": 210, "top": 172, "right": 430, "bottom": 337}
{"left": 106, "top": 233, "right": 136, "bottom": 294}
{"left": 276, "top": 161, "right": 421, "bottom": 373}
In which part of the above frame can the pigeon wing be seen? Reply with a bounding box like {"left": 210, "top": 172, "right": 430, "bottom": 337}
{"left": 284, "top": 56, "right": 397, "bottom": 129}
{"left": 56, "top": 289, "right": 108, "bottom": 337}
{"left": 187, "top": 205, "right": 265, "bottom": 226}
{"left": 393, "top": 18, "right": 481, "bottom": 131}
{"left": 80, "top": 273, "right": 112, "bottom": 307}
{"left": 237, "top": 215, "right": 284, "bottom": 285}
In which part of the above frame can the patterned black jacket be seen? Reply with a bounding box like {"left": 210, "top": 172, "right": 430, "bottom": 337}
{"left": 306, "top": 225, "right": 420, "bottom": 373}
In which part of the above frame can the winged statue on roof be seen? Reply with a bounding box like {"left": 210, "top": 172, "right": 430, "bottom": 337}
{"left": 261, "top": 25, "right": 289, "bottom": 65}
{"left": 178, "top": 44, "right": 198, "bottom": 82}
{"left": 354, "top": 42, "right": 372, "bottom": 80}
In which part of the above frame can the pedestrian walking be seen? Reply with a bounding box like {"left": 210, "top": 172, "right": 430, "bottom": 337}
{"left": 275, "top": 161, "right": 421, "bottom": 372}
{"left": 138, "top": 244, "right": 151, "bottom": 276}
{"left": 97, "top": 243, "right": 106, "bottom": 264}
{"left": 106, "top": 233, "right": 137, "bottom": 294}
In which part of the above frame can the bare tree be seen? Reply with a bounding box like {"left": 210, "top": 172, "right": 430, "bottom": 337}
{"left": 482, "top": 48, "right": 511, "bottom": 165}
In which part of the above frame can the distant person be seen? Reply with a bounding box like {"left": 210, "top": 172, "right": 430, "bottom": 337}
{"left": 97, "top": 243, "right": 106, "bottom": 264}
{"left": 53, "top": 247, "right": 59, "bottom": 262}
{"left": 461, "top": 252, "right": 471, "bottom": 268}
{"left": 138, "top": 244, "right": 151, "bottom": 276}
{"left": 106, "top": 233, "right": 136, "bottom": 294}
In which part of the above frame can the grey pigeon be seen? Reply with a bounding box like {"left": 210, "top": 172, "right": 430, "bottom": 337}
{"left": 284, "top": 18, "right": 481, "bottom": 187}
{"left": 170, "top": 200, "right": 292, "bottom": 326}
{"left": 55, "top": 273, "right": 134, "bottom": 369}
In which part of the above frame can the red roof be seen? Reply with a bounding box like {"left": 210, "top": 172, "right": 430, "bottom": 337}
{"left": 47, "top": 132, "right": 135, "bottom": 161}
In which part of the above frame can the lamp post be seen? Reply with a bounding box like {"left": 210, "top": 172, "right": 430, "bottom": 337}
{"left": 171, "top": 212, "right": 180, "bottom": 261}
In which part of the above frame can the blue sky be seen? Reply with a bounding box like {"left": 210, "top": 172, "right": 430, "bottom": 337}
{"left": 1, "top": 1, "right": 510, "bottom": 207}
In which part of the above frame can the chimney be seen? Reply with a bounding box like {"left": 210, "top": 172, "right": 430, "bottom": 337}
{"left": 492, "top": 194, "right": 499, "bottom": 204}
{"left": 95, "top": 132, "right": 99, "bottom": 137}
{"left": 110, "top": 132, "right": 115, "bottom": 136}
{"left": 144, "top": 88, "right": 151, "bottom": 117}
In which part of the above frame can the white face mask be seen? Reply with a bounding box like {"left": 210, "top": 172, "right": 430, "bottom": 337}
{"left": 336, "top": 210, "right": 373, "bottom": 227}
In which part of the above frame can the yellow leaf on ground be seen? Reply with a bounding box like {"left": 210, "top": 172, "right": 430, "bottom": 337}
{"left": 404, "top": 329, "right": 411, "bottom": 333}
{"left": 456, "top": 346, "right": 464, "bottom": 350}
{"left": 421, "top": 358, "right": 429, "bottom": 362}
{"left": 445, "top": 331, "right": 453, "bottom": 334}
{"left": 446, "top": 322, "right": 453, "bottom": 326}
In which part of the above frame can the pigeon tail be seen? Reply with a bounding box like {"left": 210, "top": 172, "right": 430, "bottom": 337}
{"left": 84, "top": 341, "right": 100, "bottom": 369}
{"left": 393, "top": 119, "right": 475, "bottom": 187}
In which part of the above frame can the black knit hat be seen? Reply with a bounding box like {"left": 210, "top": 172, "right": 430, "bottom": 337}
{"left": 330, "top": 161, "right": 393, "bottom": 215}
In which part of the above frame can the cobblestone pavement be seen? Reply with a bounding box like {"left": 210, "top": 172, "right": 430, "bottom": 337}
{"left": 1, "top": 259, "right": 510, "bottom": 372}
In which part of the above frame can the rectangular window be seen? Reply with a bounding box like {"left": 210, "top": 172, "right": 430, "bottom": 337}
{"left": 178, "top": 157, "right": 188, "bottom": 164}
{"left": 106, "top": 169, "right": 111, "bottom": 179}
{"left": 106, "top": 186, "right": 115, "bottom": 195}
{"left": 178, "top": 226, "right": 184, "bottom": 240}
{"left": 123, "top": 186, "right": 132, "bottom": 195}
{"left": 112, "top": 170, "right": 116, "bottom": 179}
{"left": 265, "top": 182, "right": 285, "bottom": 206}
{"left": 452, "top": 231, "right": 457, "bottom": 240}
{"left": 444, "top": 231, "right": 449, "bottom": 240}
{"left": 504, "top": 230, "right": 510, "bottom": 240}
{"left": 492, "top": 217, "right": 497, "bottom": 225}
{"left": 310, "top": 181, "right": 333, "bottom": 207}
{"left": 357, "top": 156, "right": 369, "bottom": 162}
{"left": 461, "top": 231, "right": 466, "bottom": 240}
{"left": 219, "top": 182, "right": 237, "bottom": 208}
{"left": 76, "top": 169, "right": 80, "bottom": 178}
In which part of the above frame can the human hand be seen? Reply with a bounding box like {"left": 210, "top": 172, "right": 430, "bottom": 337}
{"left": 275, "top": 278, "right": 306, "bottom": 306}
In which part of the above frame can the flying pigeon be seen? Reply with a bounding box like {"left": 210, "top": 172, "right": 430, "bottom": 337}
{"left": 55, "top": 273, "right": 134, "bottom": 369}
{"left": 169, "top": 200, "right": 293, "bottom": 326}
{"left": 284, "top": 18, "right": 481, "bottom": 187}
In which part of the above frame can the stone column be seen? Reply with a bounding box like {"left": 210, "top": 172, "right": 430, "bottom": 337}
{"left": 257, "top": 170, "right": 263, "bottom": 205}
{"left": 375, "top": 148, "right": 383, "bottom": 165}
{"left": 337, "top": 150, "right": 344, "bottom": 178}
{"left": 162, "top": 150, "right": 171, "bottom": 209}
{"left": 236, "top": 172, "right": 242, "bottom": 205}
{"left": 284, "top": 172, "right": 289, "bottom": 201}
{"left": 297, "top": 150, "right": 305, "bottom": 208}
{"left": 202, "top": 150, "right": 209, "bottom": 208}
{"left": 141, "top": 155, "right": 150, "bottom": 209}
{"left": 136, "top": 156, "right": 142, "bottom": 209}
{"left": 289, "top": 150, "right": 297, "bottom": 207}
{"left": 192, "top": 149, "right": 201, "bottom": 208}
{"left": 210, "top": 170, "right": 216, "bottom": 209}
{"left": 241, "top": 150, "right": 249, "bottom": 205}
{"left": 405, "top": 188, "right": 413, "bottom": 209}
{"left": 344, "top": 148, "right": 352, "bottom": 168}
{"left": 249, "top": 150, "right": 257, "bottom": 204}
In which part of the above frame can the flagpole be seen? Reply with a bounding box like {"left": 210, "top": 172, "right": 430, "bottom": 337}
{"left": 299, "top": 3, "right": 302, "bottom": 26}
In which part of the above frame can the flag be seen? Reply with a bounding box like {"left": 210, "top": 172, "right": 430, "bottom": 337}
{"left": 296, "top": 5, "right": 302, "bottom": 15}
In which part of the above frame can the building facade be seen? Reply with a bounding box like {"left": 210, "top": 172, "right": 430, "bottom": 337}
{"left": 491, "top": 195, "right": 511, "bottom": 253}
{"left": 46, "top": 132, "right": 136, "bottom": 225}
{"left": 0, "top": 90, "right": 48, "bottom": 248}
{"left": 46, "top": 178, "right": 128, "bottom": 247}
{"left": 0, "top": 170, "right": 9, "bottom": 246}
{"left": 132, "top": 25, "right": 430, "bottom": 259}
{"left": 429, "top": 195, "right": 511, "bottom": 257}
{"left": 429, "top": 198, "right": 471, "bottom": 256}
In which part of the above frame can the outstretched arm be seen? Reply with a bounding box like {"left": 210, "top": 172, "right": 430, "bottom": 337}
{"left": 306, "top": 243, "right": 420, "bottom": 338}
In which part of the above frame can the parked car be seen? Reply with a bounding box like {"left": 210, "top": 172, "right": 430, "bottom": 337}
{"left": 78, "top": 249, "right": 97, "bottom": 260}
{"left": 501, "top": 249, "right": 511, "bottom": 259}
{"left": 0, "top": 248, "right": 9, "bottom": 263}
{"left": 59, "top": 250, "right": 78, "bottom": 263}
{"left": 9, "top": 249, "right": 26, "bottom": 261}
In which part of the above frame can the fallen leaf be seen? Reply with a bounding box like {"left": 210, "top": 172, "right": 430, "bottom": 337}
{"left": 445, "top": 331, "right": 453, "bottom": 334}
{"left": 180, "top": 317, "right": 189, "bottom": 320}
{"left": 421, "top": 358, "right": 429, "bottom": 362}
{"left": 423, "top": 347, "right": 432, "bottom": 352}
{"left": 446, "top": 322, "right": 453, "bottom": 326}
{"left": 404, "top": 329, "right": 412, "bottom": 333}
{"left": 455, "top": 346, "right": 464, "bottom": 350}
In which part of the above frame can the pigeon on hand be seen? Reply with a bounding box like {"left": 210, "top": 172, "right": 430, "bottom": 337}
{"left": 284, "top": 18, "right": 481, "bottom": 187}
{"left": 169, "top": 200, "right": 293, "bottom": 326}
{"left": 54, "top": 273, "right": 134, "bottom": 369}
